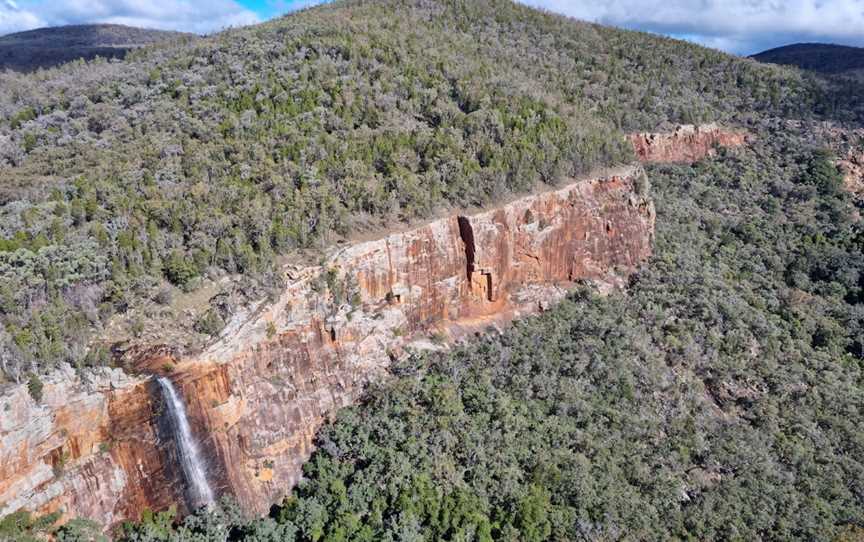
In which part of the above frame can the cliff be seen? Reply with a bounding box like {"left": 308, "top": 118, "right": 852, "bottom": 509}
{"left": 807, "top": 123, "right": 864, "bottom": 202}
{"left": 0, "top": 166, "right": 654, "bottom": 527}
{"left": 0, "top": 367, "right": 187, "bottom": 526}
{"left": 630, "top": 123, "right": 747, "bottom": 163}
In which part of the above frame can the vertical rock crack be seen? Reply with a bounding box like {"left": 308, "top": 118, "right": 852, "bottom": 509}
{"left": 457, "top": 216, "right": 475, "bottom": 281}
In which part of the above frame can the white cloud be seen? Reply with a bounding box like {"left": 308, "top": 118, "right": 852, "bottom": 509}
{"left": 0, "top": 0, "right": 42, "bottom": 35}
{"left": 0, "top": 0, "right": 260, "bottom": 36}
{"left": 2, "top": 0, "right": 863, "bottom": 54}
{"left": 520, "top": 0, "right": 864, "bottom": 54}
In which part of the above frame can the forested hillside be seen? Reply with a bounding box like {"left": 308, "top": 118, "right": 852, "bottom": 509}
{"left": 3, "top": 0, "right": 859, "bottom": 382}
{"left": 1, "top": 0, "right": 864, "bottom": 540}
{"left": 753, "top": 43, "right": 864, "bottom": 75}
{"left": 12, "top": 122, "right": 862, "bottom": 542}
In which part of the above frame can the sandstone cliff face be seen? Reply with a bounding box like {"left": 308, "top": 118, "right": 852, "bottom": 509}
{"left": 630, "top": 123, "right": 747, "bottom": 163}
{"left": 0, "top": 167, "right": 655, "bottom": 527}
{"left": 174, "top": 165, "right": 656, "bottom": 515}
{"left": 0, "top": 367, "right": 187, "bottom": 527}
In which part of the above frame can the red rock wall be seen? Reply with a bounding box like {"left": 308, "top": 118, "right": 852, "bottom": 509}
{"left": 630, "top": 123, "right": 747, "bottom": 163}
{"left": 0, "top": 368, "right": 186, "bottom": 528}
{"left": 0, "top": 166, "right": 655, "bottom": 526}
{"left": 799, "top": 123, "right": 864, "bottom": 201}
{"left": 169, "top": 166, "right": 655, "bottom": 515}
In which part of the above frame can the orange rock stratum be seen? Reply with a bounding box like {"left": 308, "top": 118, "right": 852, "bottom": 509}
{"left": 630, "top": 123, "right": 747, "bottom": 163}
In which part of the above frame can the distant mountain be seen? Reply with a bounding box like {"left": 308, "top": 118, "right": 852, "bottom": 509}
{"left": 752, "top": 43, "right": 864, "bottom": 74}
{"left": 0, "top": 24, "right": 195, "bottom": 71}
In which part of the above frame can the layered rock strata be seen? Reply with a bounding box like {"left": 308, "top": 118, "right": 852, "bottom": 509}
{"left": 0, "top": 367, "right": 186, "bottom": 527}
{"left": 0, "top": 166, "right": 655, "bottom": 528}
{"left": 630, "top": 123, "right": 747, "bottom": 163}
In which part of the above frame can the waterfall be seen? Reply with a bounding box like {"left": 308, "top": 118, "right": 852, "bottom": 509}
{"left": 156, "top": 377, "right": 215, "bottom": 509}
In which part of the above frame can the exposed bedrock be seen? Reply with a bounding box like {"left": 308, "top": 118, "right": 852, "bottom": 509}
{"left": 0, "top": 367, "right": 186, "bottom": 527}
{"left": 167, "top": 165, "right": 656, "bottom": 516}
{"left": 630, "top": 123, "right": 747, "bottom": 163}
{"left": 839, "top": 150, "right": 864, "bottom": 198}
{"left": 1, "top": 166, "right": 656, "bottom": 527}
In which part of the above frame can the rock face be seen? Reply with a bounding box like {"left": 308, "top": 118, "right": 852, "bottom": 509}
{"left": 630, "top": 123, "right": 747, "bottom": 163}
{"left": 0, "top": 166, "right": 655, "bottom": 527}
{"left": 839, "top": 150, "right": 864, "bottom": 198}
{"left": 0, "top": 367, "right": 187, "bottom": 527}
{"left": 805, "top": 123, "right": 864, "bottom": 202}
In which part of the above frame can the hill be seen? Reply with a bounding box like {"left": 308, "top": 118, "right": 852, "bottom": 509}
{"left": 0, "top": 24, "right": 194, "bottom": 72}
{"left": 0, "top": 2, "right": 863, "bottom": 539}
{"left": 752, "top": 42, "right": 864, "bottom": 75}
{"left": 3, "top": 0, "right": 859, "bottom": 381}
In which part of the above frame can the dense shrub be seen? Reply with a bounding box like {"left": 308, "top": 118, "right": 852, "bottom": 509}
{"left": 1, "top": 0, "right": 862, "bottom": 379}
{"left": 95, "top": 119, "right": 864, "bottom": 542}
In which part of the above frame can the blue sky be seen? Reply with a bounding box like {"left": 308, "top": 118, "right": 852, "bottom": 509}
{"left": 236, "top": 0, "right": 303, "bottom": 19}
{"left": 1, "top": 0, "right": 863, "bottom": 55}
{"left": 237, "top": 0, "right": 274, "bottom": 16}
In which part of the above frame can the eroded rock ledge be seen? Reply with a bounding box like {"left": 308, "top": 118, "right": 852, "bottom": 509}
{"left": 0, "top": 166, "right": 655, "bottom": 527}
{"left": 801, "top": 122, "right": 864, "bottom": 201}
{"left": 630, "top": 123, "right": 747, "bottom": 163}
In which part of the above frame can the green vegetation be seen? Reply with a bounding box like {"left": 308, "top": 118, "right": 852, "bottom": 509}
{"left": 85, "top": 121, "right": 864, "bottom": 541}
{"left": 26, "top": 373, "right": 43, "bottom": 402}
{"left": 1, "top": 1, "right": 864, "bottom": 540}
{"left": 0, "top": 510, "right": 61, "bottom": 542}
{"left": 0, "top": 24, "right": 193, "bottom": 73}
{"left": 0, "top": 510, "right": 105, "bottom": 542}
{"left": 2, "top": 0, "right": 861, "bottom": 381}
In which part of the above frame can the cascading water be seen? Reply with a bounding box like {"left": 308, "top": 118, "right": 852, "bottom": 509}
{"left": 156, "top": 377, "right": 215, "bottom": 509}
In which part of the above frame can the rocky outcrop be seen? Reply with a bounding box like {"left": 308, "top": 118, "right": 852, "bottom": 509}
{"left": 630, "top": 123, "right": 747, "bottom": 163}
{"left": 0, "top": 166, "right": 655, "bottom": 527}
{"left": 839, "top": 150, "right": 864, "bottom": 198}
{"left": 804, "top": 123, "right": 864, "bottom": 201}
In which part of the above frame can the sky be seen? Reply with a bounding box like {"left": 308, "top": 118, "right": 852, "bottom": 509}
{"left": 0, "top": 0, "right": 863, "bottom": 55}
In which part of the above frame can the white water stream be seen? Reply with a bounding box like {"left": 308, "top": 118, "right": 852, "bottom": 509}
{"left": 156, "top": 377, "right": 215, "bottom": 508}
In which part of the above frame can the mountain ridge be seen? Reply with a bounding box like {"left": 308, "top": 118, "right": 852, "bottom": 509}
{"left": 752, "top": 42, "right": 864, "bottom": 74}
{"left": 0, "top": 23, "right": 195, "bottom": 72}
